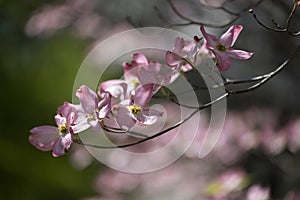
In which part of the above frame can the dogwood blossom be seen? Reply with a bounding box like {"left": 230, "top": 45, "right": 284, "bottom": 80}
{"left": 76, "top": 85, "right": 111, "bottom": 131}
{"left": 200, "top": 25, "right": 253, "bottom": 70}
{"left": 166, "top": 37, "right": 198, "bottom": 71}
{"left": 29, "top": 103, "right": 76, "bottom": 157}
{"left": 123, "top": 53, "right": 173, "bottom": 92}
{"left": 115, "top": 83, "right": 163, "bottom": 129}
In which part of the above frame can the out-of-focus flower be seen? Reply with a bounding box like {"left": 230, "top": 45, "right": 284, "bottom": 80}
{"left": 284, "top": 191, "right": 300, "bottom": 200}
{"left": 200, "top": 25, "right": 253, "bottom": 70}
{"left": 166, "top": 37, "right": 199, "bottom": 71}
{"left": 205, "top": 169, "right": 249, "bottom": 198}
{"left": 25, "top": 5, "right": 72, "bottom": 37}
{"left": 116, "top": 84, "right": 163, "bottom": 129}
{"left": 286, "top": 119, "right": 300, "bottom": 153}
{"left": 29, "top": 103, "right": 76, "bottom": 157}
{"left": 246, "top": 185, "right": 270, "bottom": 200}
{"left": 76, "top": 85, "right": 111, "bottom": 131}
{"left": 260, "top": 126, "right": 286, "bottom": 155}
{"left": 69, "top": 145, "right": 93, "bottom": 170}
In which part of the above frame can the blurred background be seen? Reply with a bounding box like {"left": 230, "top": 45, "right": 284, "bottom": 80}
{"left": 1, "top": 0, "right": 300, "bottom": 199}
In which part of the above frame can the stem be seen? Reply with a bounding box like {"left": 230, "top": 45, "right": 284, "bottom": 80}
{"left": 75, "top": 108, "right": 200, "bottom": 149}
{"left": 166, "top": 0, "right": 264, "bottom": 28}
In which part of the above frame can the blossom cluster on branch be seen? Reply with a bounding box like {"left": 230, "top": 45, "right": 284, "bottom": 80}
{"left": 29, "top": 25, "right": 253, "bottom": 156}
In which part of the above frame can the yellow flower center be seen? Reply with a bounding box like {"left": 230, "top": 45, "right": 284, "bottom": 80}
{"left": 131, "top": 78, "right": 140, "bottom": 88}
{"left": 216, "top": 43, "right": 227, "bottom": 52}
{"left": 58, "top": 123, "right": 68, "bottom": 134}
{"left": 129, "top": 104, "right": 142, "bottom": 114}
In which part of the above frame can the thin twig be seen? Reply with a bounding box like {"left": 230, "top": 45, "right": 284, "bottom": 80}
{"left": 166, "top": 0, "right": 265, "bottom": 28}
{"left": 250, "top": 0, "right": 300, "bottom": 36}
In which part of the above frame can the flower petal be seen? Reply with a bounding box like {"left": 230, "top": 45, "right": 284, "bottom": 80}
{"left": 76, "top": 85, "right": 98, "bottom": 114}
{"left": 220, "top": 25, "right": 243, "bottom": 47}
{"left": 72, "top": 108, "right": 91, "bottom": 133}
{"left": 123, "top": 53, "right": 149, "bottom": 77}
{"left": 173, "top": 37, "right": 185, "bottom": 53}
{"left": 132, "top": 53, "right": 149, "bottom": 66}
{"left": 166, "top": 51, "right": 183, "bottom": 67}
{"left": 136, "top": 108, "right": 163, "bottom": 125}
{"left": 200, "top": 25, "right": 218, "bottom": 49}
{"left": 57, "top": 102, "right": 73, "bottom": 118}
{"left": 116, "top": 106, "right": 136, "bottom": 129}
{"left": 99, "top": 79, "right": 128, "bottom": 100}
{"left": 62, "top": 132, "right": 73, "bottom": 150}
{"left": 52, "top": 137, "right": 66, "bottom": 157}
{"left": 29, "top": 126, "right": 58, "bottom": 151}
{"left": 134, "top": 84, "right": 154, "bottom": 107}
{"left": 54, "top": 114, "right": 67, "bottom": 127}
{"left": 215, "top": 52, "right": 232, "bottom": 71}
{"left": 52, "top": 133, "right": 72, "bottom": 157}
{"left": 98, "top": 92, "right": 111, "bottom": 119}
{"left": 226, "top": 48, "right": 254, "bottom": 60}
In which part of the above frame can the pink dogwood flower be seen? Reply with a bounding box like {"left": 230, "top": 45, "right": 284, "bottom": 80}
{"left": 76, "top": 85, "right": 111, "bottom": 131}
{"left": 98, "top": 53, "right": 154, "bottom": 104}
{"left": 166, "top": 37, "right": 199, "bottom": 72}
{"left": 29, "top": 103, "right": 76, "bottom": 157}
{"left": 200, "top": 25, "right": 253, "bottom": 71}
{"left": 123, "top": 53, "right": 173, "bottom": 93}
{"left": 116, "top": 83, "right": 163, "bottom": 129}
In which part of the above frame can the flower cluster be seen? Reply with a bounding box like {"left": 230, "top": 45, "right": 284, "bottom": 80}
{"left": 29, "top": 25, "right": 253, "bottom": 156}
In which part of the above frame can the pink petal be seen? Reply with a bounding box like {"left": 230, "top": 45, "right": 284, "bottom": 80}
{"left": 166, "top": 51, "right": 182, "bottom": 67}
{"left": 99, "top": 79, "right": 128, "bottom": 100}
{"left": 143, "top": 108, "right": 164, "bottom": 117}
{"left": 54, "top": 114, "right": 66, "bottom": 127}
{"left": 215, "top": 52, "right": 232, "bottom": 71}
{"left": 134, "top": 84, "right": 154, "bottom": 107}
{"left": 52, "top": 133, "right": 73, "bottom": 157}
{"left": 57, "top": 102, "right": 78, "bottom": 125}
{"left": 137, "top": 68, "right": 160, "bottom": 85}
{"left": 132, "top": 53, "right": 149, "bottom": 66}
{"left": 200, "top": 25, "right": 218, "bottom": 49}
{"left": 29, "top": 126, "right": 58, "bottom": 151}
{"left": 98, "top": 92, "right": 111, "bottom": 119}
{"left": 136, "top": 109, "right": 163, "bottom": 125}
{"left": 123, "top": 53, "right": 149, "bottom": 77}
{"left": 116, "top": 106, "right": 136, "bottom": 129}
{"left": 57, "top": 102, "right": 72, "bottom": 118}
{"left": 173, "top": 37, "right": 185, "bottom": 52}
{"left": 72, "top": 109, "right": 90, "bottom": 133}
{"left": 62, "top": 132, "right": 73, "bottom": 150}
{"left": 52, "top": 137, "right": 66, "bottom": 157}
{"left": 226, "top": 49, "right": 254, "bottom": 60}
{"left": 220, "top": 25, "right": 243, "bottom": 47}
{"left": 76, "top": 85, "right": 98, "bottom": 114}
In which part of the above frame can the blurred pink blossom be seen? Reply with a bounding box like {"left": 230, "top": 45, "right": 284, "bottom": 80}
{"left": 246, "top": 185, "right": 270, "bottom": 200}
